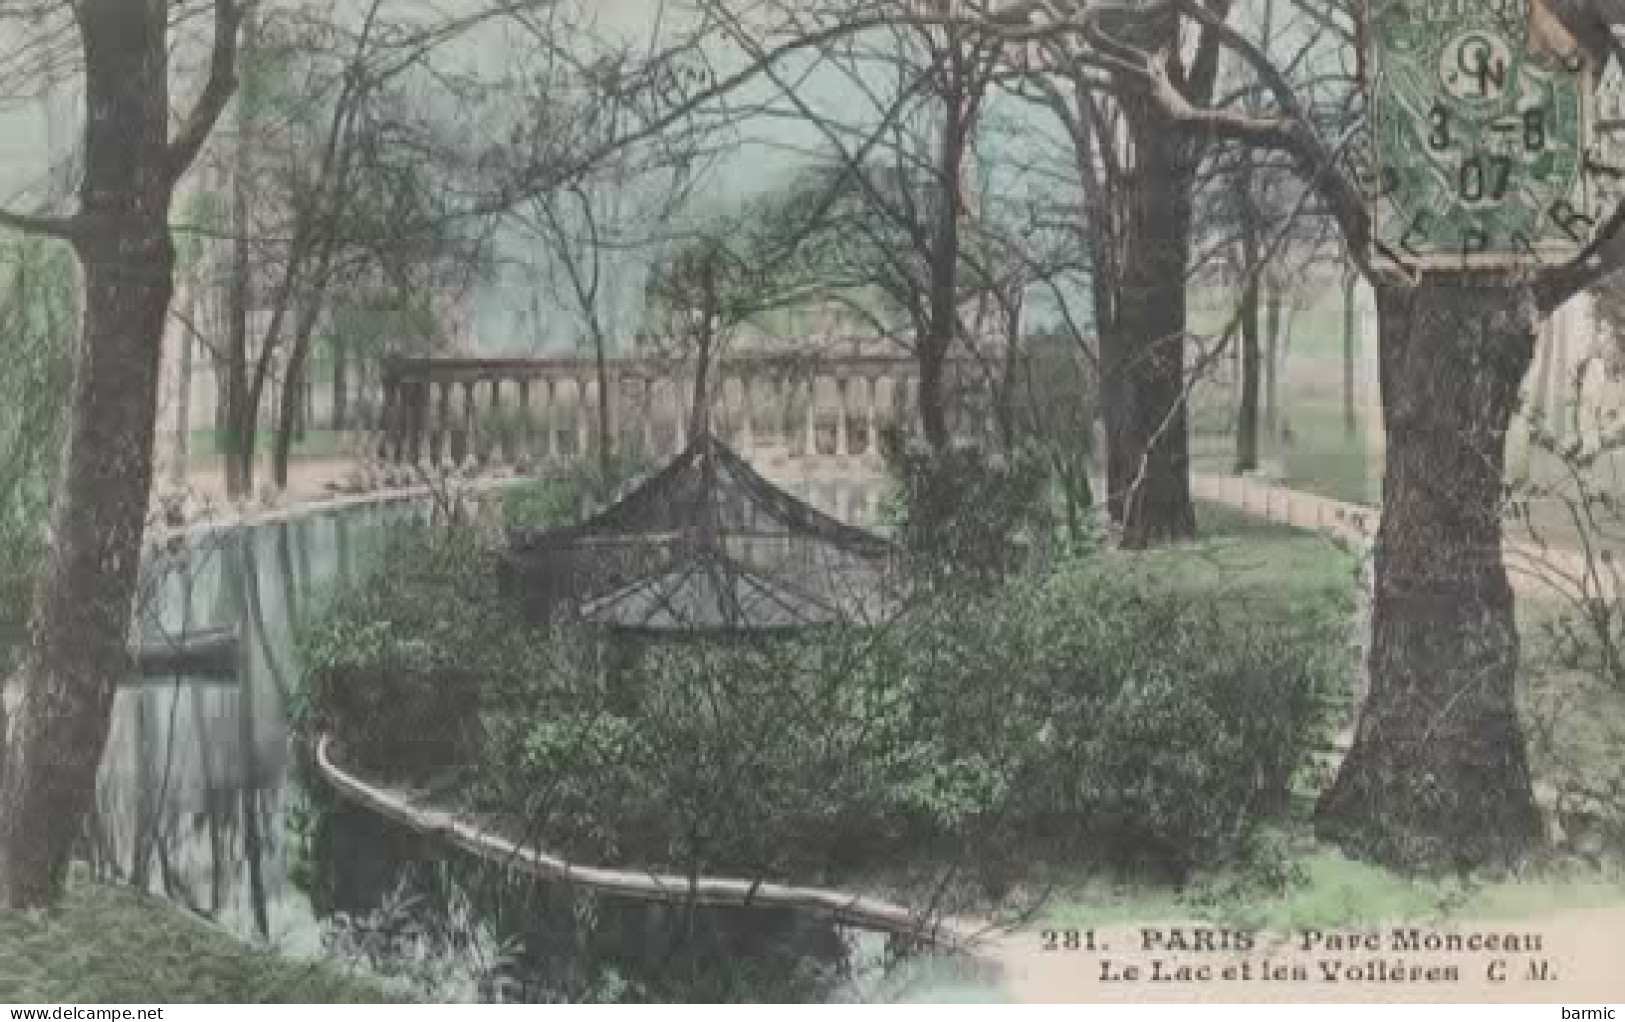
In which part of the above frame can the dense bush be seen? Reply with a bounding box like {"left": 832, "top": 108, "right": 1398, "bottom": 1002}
{"left": 472, "top": 561, "right": 1345, "bottom": 883}
{"left": 297, "top": 525, "right": 552, "bottom": 775}
{"left": 501, "top": 451, "right": 652, "bottom": 530}
{"left": 305, "top": 503, "right": 1346, "bottom": 888}
{"left": 878, "top": 427, "right": 1054, "bottom": 590}
{"left": 0, "top": 238, "right": 76, "bottom": 670}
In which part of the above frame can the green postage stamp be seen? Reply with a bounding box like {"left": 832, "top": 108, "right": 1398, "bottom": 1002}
{"left": 1369, "top": 0, "right": 1600, "bottom": 267}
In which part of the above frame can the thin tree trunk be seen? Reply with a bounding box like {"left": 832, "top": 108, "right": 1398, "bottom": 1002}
{"left": 1234, "top": 146, "right": 1261, "bottom": 474}
{"left": 172, "top": 279, "right": 195, "bottom": 490}
{"left": 1263, "top": 280, "right": 1280, "bottom": 443}
{"left": 331, "top": 334, "right": 348, "bottom": 433}
{"left": 1342, "top": 266, "right": 1358, "bottom": 439}
{"left": 225, "top": 87, "right": 255, "bottom": 499}
{"left": 1316, "top": 276, "right": 1542, "bottom": 870}
{"left": 594, "top": 326, "right": 613, "bottom": 489}
{"left": 272, "top": 299, "right": 323, "bottom": 488}
{"left": 1236, "top": 274, "right": 1261, "bottom": 473}
{"left": 0, "top": 0, "right": 182, "bottom": 907}
{"left": 1267, "top": 285, "right": 1289, "bottom": 443}
{"left": 918, "top": 75, "right": 972, "bottom": 455}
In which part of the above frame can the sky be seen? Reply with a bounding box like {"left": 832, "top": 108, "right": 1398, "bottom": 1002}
{"left": 0, "top": 2, "right": 1137, "bottom": 355}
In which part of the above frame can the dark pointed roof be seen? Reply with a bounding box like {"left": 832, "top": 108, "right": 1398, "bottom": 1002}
{"left": 508, "top": 432, "right": 894, "bottom": 558}
{"left": 576, "top": 547, "right": 841, "bottom": 634}
{"left": 502, "top": 433, "right": 897, "bottom": 633}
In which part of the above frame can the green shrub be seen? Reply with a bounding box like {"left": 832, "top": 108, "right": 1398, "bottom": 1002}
{"left": 878, "top": 428, "right": 1053, "bottom": 590}
{"left": 306, "top": 508, "right": 1347, "bottom": 888}
{"left": 473, "top": 559, "right": 1344, "bottom": 883}
{"left": 501, "top": 452, "right": 652, "bottom": 529}
{"left": 297, "top": 525, "right": 550, "bottom": 775}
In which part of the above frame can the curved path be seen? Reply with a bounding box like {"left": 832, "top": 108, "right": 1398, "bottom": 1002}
{"left": 1190, "top": 473, "right": 1608, "bottom": 601}
{"left": 312, "top": 733, "right": 1001, "bottom": 955}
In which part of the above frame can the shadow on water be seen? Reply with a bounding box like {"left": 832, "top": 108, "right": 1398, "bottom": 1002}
{"left": 74, "top": 482, "right": 996, "bottom": 1002}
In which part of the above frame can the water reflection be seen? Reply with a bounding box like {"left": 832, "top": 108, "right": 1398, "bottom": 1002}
{"left": 89, "top": 501, "right": 417, "bottom": 953}
{"left": 79, "top": 479, "right": 998, "bottom": 1002}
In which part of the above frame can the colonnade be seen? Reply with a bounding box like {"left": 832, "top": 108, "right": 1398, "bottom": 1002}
{"left": 375, "top": 354, "right": 945, "bottom": 469}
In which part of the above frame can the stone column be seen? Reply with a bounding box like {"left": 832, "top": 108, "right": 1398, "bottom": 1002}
{"left": 739, "top": 372, "right": 756, "bottom": 454}
{"left": 864, "top": 374, "right": 880, "bottom": 461}
{"left": 639, "top": 376, "right": 655, "bottom": 458}
{"left": 517, "top": 378, "right": 532, "bottom": 466}
{"left": 576, "top": 375, "right": 592, "bottom": 459}
{"left": 486, "top": 376, "right": 503, "bottom": 466}
{"left": 675, "top": 374, "right": 689, "bottom": 454}
{"left": 377, "top": 377, "right": 398, "bottom": 462}
{"left": 405, "top": 379, "right": 426, "bottom": 467}
{"left": 804, "top": 372, "right": 820, "bottom": 459}
{"left": 833, "top": 375, "right": 850, "bottom": 458}
{"left": 545, "top": 377, "right": 559, "bottom": 463}
{"left": 429, "top": 381, "right": 449, "bottom": 468}
{"left": 461, "top": 379, "right": 477, "bottom": 469}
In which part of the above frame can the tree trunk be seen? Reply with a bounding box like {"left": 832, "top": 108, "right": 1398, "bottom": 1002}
{"left": 223, "top": 8, "right": 261, "bottom": 500}
{"left": 171, "top": 277, "right": 196, "bottom": 490}
{"left": 1236, "top": 276, "right": 1261, "bottom": 474}
{"left": 224, "top": 104, "right": 255, "bottom": 499}
{"left": 1263, "top": 281, "right": 1280, "bottom": 443}
{"left": 1342, "top": 266, "right": 1358, "bottom": 439}
{"left": 272, "top": 360, "right": 303, "bottom": 488}
{"left": 0, "top": 0, "right": 179, "bottom": 907}
{"left": 1234, "top": 145, "right": 1261, "bottom": 474}
{"left": 272, "top": 295, "right": 324, "bottom": 487}
{"left": 594, "top": 325, "right": 614, "bottom": 491}
{"left": 918, "top": 83, "right": 970, "bottom": 456}
{"left": 1115, "top": 124, "right": 1196, "bottom": 549}
{"left": 1315, "top": 276, "right": 1542, "bottom": 871}
{"left": 332, "top": 334, "right": 348, "bottom": 433}
{"left": 1098, "top": 323, "right": 1129, "bottom": 526}
{"left": 1267, "top": 286, "right": 1290, "bottom": 442}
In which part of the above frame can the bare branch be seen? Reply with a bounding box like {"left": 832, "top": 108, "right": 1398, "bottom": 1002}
{"left": 168, "top": 0, "right": 244, "bottom": 186}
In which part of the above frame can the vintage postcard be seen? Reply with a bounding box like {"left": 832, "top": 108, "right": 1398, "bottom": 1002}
{"left": 0, "top": 0, "right": 1621, "bottom": 1008}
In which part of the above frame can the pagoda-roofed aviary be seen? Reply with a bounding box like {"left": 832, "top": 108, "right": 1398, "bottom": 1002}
{"left": 500, "top": 432, "right": 898, "bottom": 635}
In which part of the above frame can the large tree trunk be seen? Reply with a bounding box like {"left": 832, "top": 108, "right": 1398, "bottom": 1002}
{"left": 0, "top": 0, "right": 179, "bottom": 906}
{"left": 1114, "top": 125, "right": 1196, "bottom": 549}
{"left": 1316, "top": 276, "right": 1542, "bottom": 871}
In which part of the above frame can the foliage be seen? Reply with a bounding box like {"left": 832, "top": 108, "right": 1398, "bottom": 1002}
{"left": 468, "top": 554, "right": 1343, "bottom": 884}
{"left": 499, "top": 451, "right": 652, "bottom": 528}
{"left": 1508, "top": 399, "right": 1625, "bottom": 853}
{"left": 1591, "top": 282, "right": 1625, "bottom": 380}
{"left": 0, "top": 238, "right": 77, "bottom": 665}
{"left": 878, "top": 425, "right": 1055, "bottom": 590}
{"left": 0, "top": 877, "right": 398, "bottom": 1002}
{"left": 297, "top": 525, "right": 550, "bottom": 775}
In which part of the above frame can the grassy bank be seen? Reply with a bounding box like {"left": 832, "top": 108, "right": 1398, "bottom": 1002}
{"left": 1037, "top": 846, "right": 1625, "bottom": 932}
{"left": 0, "top": 880, "right": 397, "bottom": 1003}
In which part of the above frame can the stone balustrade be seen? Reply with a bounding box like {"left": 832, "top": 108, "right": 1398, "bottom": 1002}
{"left": 374, "top": 350, "right": 988, "bottom": 469}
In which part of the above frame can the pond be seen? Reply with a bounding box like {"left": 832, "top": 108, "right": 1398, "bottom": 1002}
{"left": 83, "top": 480, "right": 1000, "bottom": 1002}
